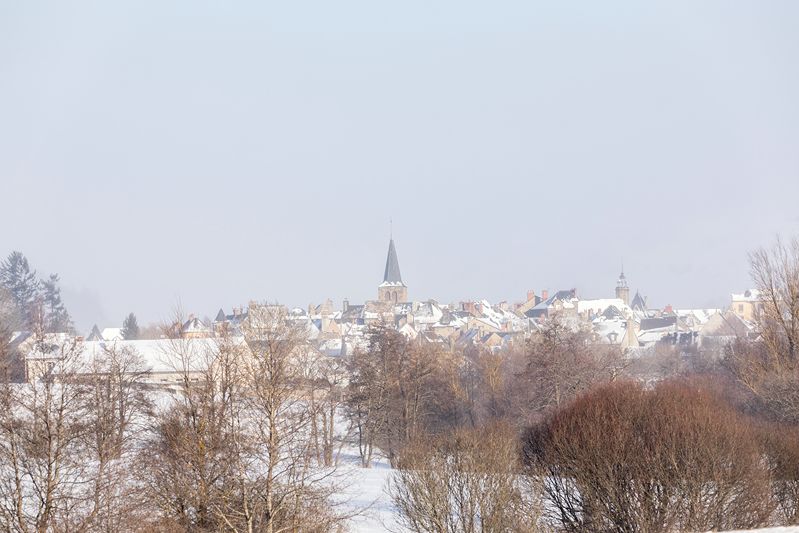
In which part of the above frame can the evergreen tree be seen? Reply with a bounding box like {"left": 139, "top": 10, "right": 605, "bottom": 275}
{"left": 121, "top": 313, "right": 140, "bottom": 340}
{"left": 0, "top": 251, "right": 40, "bottom": 328}
{"left": 42, "top": 274, "right": 73, "bottom": 333}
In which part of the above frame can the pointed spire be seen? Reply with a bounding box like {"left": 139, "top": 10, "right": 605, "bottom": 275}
{"left": 383, "top": 238, "right": 403, "bottom": 284}
{"left": 617, "top": 259, "right": 628, "bottom": 288}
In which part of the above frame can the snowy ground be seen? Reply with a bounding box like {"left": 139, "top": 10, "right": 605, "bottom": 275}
{"left": 337, "top": 451, "right": 398, "bottom": 533}
{"left": 335, "top": 453, "right": 799, "bottom": 533}
{"left": 337, "top": 456, "right": 799, "bottom": 533}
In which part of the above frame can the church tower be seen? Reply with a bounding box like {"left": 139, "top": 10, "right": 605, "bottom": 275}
{"left": 615, "top": 268, "right": 630, "bottom": 306}
{"left": 378, "top": 238, "right": 408, "bottom": 304}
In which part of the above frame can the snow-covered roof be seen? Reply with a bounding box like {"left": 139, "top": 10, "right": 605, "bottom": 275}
{"left": 58, "top": 338, "right": 244, "bottom": 375}
{"left": 578, "top": 298, "right": 632, "bottom": 316}
{"left": 675, "top": 308, "right": 720, "bottom": 327}
{"left": 101, "top": 327, "right": 123, "bottom": 341}
{"left": 182, "top": 317, "right": 210, "bottom": 334}
{"left": 731, "top": 289, "right": 762, "bottom": 302}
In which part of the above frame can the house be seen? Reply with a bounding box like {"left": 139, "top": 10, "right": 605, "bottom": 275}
{"left": 577, "top": 298, "right": 631, "bottom": 320}
{"left": 516, "top": 290, "right": 544, "bottom": 315}
{"left": 22, "top": 336, "right": 249, "bottom": 385}
{"left": 731, "top": 290, "right": 764, "bottom": 322}
{"left": 213, "top": 306, "right": 249, "bottom": 335}
{"left": 525, "top": 289, "right": 578, "bottom": 319}
{"left": 699, "top": 310, "right": 754, "bottom": 349}
{"left": 181, "top": 316, "right": 212, "bottom": 339}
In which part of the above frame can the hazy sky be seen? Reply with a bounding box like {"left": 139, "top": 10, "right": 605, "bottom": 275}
{"left": 2, "top": 1, "right": 799, "bottom": 331}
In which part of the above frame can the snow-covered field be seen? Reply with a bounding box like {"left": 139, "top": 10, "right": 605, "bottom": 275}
{"left": 337, "top": 458, "right": 799, "bottom": 533}
{"left": 335, "top": 451, "right": 397, "bottom": 533}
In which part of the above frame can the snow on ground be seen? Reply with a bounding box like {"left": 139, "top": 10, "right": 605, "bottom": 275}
{"left": 334, "top": 451, "right": 799, "bottom": 533}
{"left": 337, "top": 451, "right": 398, "bottom": 533}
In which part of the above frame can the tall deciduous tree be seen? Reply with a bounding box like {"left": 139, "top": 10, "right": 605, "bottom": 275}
{"left": 143, "top": 307, "right": 348, "bottom": 532}
{"left": 750, "top": 235, "right": 799, "bottom": 365}
{"left": 346, "top": 325, "right": 438, "bottom": 467}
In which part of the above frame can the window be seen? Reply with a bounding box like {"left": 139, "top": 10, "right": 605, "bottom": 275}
{"left": 738, "top": 304, "right": 744, "bottom": 313}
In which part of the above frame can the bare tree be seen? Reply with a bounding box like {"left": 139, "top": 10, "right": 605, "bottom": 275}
{"left": 304, "top": 349, "right": 349, "bottom": 467}
{"left": 143, "top": 307, "right": 348, "bottom": 533}
{"left": 0, "top": 335, "right": 90, "bottom": 532}
{"left": 517, "top": 316, "right": 626, "bottom": 423}
{"left": 750, "top": 235, "right": 799, "bottom": 365}
{"left": 345, "top": 325, "right": 438, "bottom": 467}
{"left": 236, "top": 305, "right": 346, "bottom": 533}
{"left": 141, "top": 331, "right": 243, "bottom": 531}
{"left": 79, "top": 344, "right": 152, "bottom": 532}
{"left": 725, "top": 237, "right": 799, "bottom": 422}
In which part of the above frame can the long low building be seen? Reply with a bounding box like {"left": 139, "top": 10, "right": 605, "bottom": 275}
{"left": 16, "top": 332, "right": 257, "bottom": 385}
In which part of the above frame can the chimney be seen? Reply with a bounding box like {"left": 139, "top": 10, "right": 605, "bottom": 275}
{"left": 664, "top": 304, "right": 674, "bottom": 314}
{"left": 343, "top": 298, "right": 349, "bottom": 312}
{"left": 527, "top": 290, "right": 536, "bottom": 303}
{"left": 541, "top": 289, "right": 549, "bottom": 301}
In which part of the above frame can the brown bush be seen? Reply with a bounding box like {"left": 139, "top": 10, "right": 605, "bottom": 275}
{"left": 761, "top": 423, "right": 799, "bottom": 524}
{"left": 389, "top": 423, "right": 542, "bottom": 533}
{"left": 525, "top": 380, "right": 775, "bottom": 532}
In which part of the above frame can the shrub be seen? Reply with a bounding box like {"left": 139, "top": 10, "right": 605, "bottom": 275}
{"left": 524, "top": 380, "right": 775, "bottom": 532}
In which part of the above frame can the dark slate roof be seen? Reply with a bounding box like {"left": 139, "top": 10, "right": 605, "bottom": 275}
{"left": 602, "top": 305, "right": 624, "bottom": 320}
{"left": 215, "top": 309, "right": 226, "bottom": 322}
{"left": 640, "top": 316, "right": 677, "bottom": 331}
{"left": 87, "top": 324, "right": 103, "bottom": 341}
{"left": 341, "top": 305, "right": 364, "bottom": 321}
{"left": 383, "top": 238, "right": 403, "bottom": 283}
{"left": 631, "top": 291, "right": 647, "bottom": 312}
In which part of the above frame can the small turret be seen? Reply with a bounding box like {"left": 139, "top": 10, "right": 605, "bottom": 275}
{"left": 615, "top": 267, "right": 630, "bottom": 306}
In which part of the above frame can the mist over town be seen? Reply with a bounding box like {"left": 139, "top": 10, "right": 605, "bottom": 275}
{"left": 3, "top": 1, "right": 799, "bottom": 532}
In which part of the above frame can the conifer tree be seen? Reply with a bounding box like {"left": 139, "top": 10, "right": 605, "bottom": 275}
{"left": 0, "top": 251, "right": 40, "bottom": 328}
{"left": 122, "top": 313, "right": 140, "bottom": 340}
{"left": 42, "top": 273, "right": 73, "bottom": 333}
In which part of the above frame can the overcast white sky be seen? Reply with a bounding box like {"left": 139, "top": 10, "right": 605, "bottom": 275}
{"left": 2, "top": 1, "right": 799, "bottom": 331}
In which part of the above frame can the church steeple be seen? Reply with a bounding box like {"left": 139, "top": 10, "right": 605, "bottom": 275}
{"left": 383, "top": 238, "right": 403, "bottom": 284}
{"left": 378, "top": 236, "right": 408, "bottom": 304}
